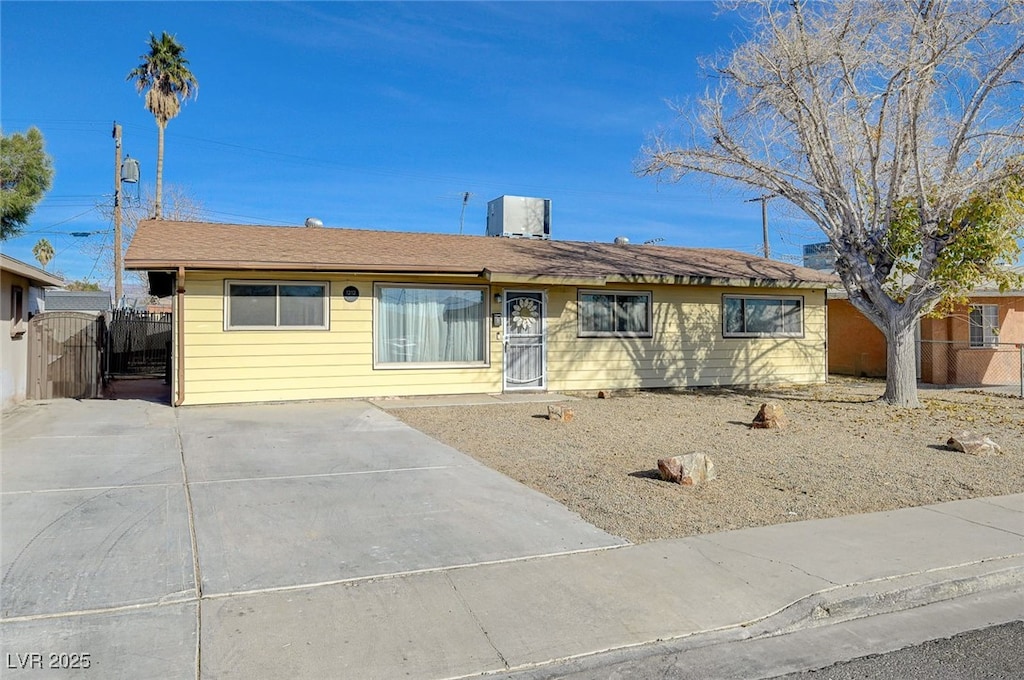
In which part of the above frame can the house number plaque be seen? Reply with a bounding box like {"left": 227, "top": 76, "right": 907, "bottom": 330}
{"left": 343, "top": 286, "right": 359, "bottom": 302}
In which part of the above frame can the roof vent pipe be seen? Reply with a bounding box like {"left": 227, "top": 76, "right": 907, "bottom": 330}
{"left": 304, "top": 217, "right": 323, "bottom": 228}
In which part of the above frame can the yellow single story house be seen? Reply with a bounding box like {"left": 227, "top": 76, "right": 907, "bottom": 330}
{"left": 125, "top": 220, "right": 835, "bottom": 406}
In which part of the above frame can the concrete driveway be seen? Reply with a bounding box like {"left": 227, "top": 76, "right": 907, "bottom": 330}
{"left": 1, "top": 396, "right": 623, "bottom": 679}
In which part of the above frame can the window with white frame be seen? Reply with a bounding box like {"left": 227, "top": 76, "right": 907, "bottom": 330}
{"left": 225, "top": 281, "right": 328, "bottom": 330}
{"left": 578, "top": 290, "right": 652, "bottom": 337}
{"left": 969, "top": 304, "right": 999, "bottom": 348}
{"left": 374, "top": 284, "right": 487, "bottom": 367}
{"left": 723, "top": 295, "right": 803, "bottom": 338}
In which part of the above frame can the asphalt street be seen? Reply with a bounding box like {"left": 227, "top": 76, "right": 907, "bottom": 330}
{"left": 503, "top": 582, "right": 1024, "bottom": 680}
{"left": 773, "top": 620, "right": 1024, "bottom": 680}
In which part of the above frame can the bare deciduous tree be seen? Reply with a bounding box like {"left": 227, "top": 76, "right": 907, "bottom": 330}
{"left": 93, "top": 185, "right": 204, "bottom": 298}
{"left": 638, "top": 0, "right": 1024, "bottom": 407}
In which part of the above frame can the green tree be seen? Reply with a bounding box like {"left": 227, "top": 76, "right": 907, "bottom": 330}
{"left": 0, "top": 127, "right": 55, "bottom": 239}
{"left": 638, "top": 0, "right": 1024, "bottom": 407}
{"left": 32, "top": 237, "right": 55, "bottom": 269}
{"left": 126, "top": 32, "right": 198, "bottom": 219}
{"left": 63, "top": 279, "right": 103, "bottom": 292}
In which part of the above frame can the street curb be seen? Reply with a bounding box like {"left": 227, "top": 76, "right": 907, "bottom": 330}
{"left": 767, "top": 556, "right": 1024, "bottom": 636}
{"left": 482, "top": 554, "right": 1024, "bottom": 680}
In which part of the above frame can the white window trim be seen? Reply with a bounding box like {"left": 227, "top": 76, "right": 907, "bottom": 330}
{"left": 722, "top": 294, "right": 805, "bottom": 338}
{"left": 577, "top": 289, "right": 654, "bottom": 338}
{"left": 969, "top": 304, "right": 999, "bottom": 348}
{"left": 373, "top": 282, "right": 490, "bottom": 370}
{"left": 224, "top": 280, "right": 330, "bottom": 331}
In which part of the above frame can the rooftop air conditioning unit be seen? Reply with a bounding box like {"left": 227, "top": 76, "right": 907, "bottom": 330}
{"left": 486, "top": 195, "right": 551, "bottom": 239}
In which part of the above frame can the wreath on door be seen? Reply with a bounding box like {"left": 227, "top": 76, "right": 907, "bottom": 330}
{"left": 511, "top": 298, "right": 538, "bottom": 331}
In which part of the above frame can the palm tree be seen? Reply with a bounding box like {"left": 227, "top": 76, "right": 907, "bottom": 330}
{"left": 126, "top": 32, "right": 198, "bottom": 219}
{"left": 32, "top": 238, "right": 55, "bottom": 269}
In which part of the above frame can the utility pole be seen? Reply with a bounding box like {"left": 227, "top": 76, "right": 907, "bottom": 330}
{"left": 745, "top": 194, "right": 775, "bottom": 259}
{"left": 459, "top": 192, "right": 472, "bottom": 235}
{"left": 112, "top": 122, "right": 123, "bottom": 305}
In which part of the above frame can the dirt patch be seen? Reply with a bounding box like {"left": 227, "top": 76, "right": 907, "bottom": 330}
{"left": 392, "top": 378, "right": 1023, "bottom": 543}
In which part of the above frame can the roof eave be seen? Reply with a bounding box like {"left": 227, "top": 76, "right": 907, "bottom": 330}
{"left": 0, "top": 254, "right": 64, "bottom": 287}
{"left": 606, "top": 274, "right": 830, "bottom": 289}
{"left": 482, "top": 270, "right": 610, "bottom": 286}
{"left": 125, "top": 260, "right": 486, "bottom": 276}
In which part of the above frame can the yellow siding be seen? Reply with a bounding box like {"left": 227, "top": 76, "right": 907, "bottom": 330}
{"left": 543, "top": 284, "right": 826, "bottom": 392}
{"left": 179, "top": 272, "right": 503, "bottom": 405}
{"left": 178, "top": 272, "right": 826, "bottom": 405}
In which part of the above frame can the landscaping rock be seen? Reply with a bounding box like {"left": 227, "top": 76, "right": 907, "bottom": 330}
{"left": 657, "top": 453, "right": 717, "bottom": 486}
{"left": 751, "top": 402, "right": 788, "bottom": 429}
{"left": 547, "top": 404, "right": 574, "bottom": 422}
{"left": 597, "top": 390, "right": 610, "bottom": 399}
{"left": 947, "top": 431, "right": 1003, "bottom": 455}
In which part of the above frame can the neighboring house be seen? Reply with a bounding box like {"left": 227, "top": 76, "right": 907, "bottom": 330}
{"left": 1, "top": 254, "right": 64, "bottom": 409}
{"left": 827, "top": 271, "right": 1024, "bottom": 385}
{"left": 826, "top": 295, "right": 888, "bottom": 378}
{"left": 125, "top": 218, "right": 836, "bottom": 407}
{"left": 918, "top": 277, "right": 1024, "bottom": 387}
{"left": 42, "top": 289, "right": 111, "bottom": 314}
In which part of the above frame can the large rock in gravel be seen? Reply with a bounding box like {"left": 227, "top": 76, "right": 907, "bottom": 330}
{"left": 947, "top": 431, "right": 1003, "bottom": 455}
{"left": 547, "top": 404, "right": 574, "bottom": 422}
{"left": 751, "top": 402, "right": 787, "bottom": 429}
{"left": 657, "top": 453, "right": 717, "bottom": 486}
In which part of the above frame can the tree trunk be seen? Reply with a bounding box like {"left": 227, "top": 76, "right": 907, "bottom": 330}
{"left": 881, "top": 319, "right": 921, "bottom": 407}
{"left": 154, "top": 120, "right": 165, "bottom": 219}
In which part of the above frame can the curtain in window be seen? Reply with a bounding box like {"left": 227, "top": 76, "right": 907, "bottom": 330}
{"left": 724, "top": 297, "right": 803, "bottom": 336}
{"left": 280, "top": 285, "right": 325, "bottom": 326}
{"left": 580, "top": 294, "right": 614, "bottom": 334}
{"left": 969, "top": 306, "right": 998, "bottom": 347}
{"left": 378, "top": 288, "right": 484, "bottom": 363}
{"left": 724, "top": 297, "right": 744, "bottom": 334}
{"left": 617, "top": 295, "right": 649, "bottom": 333}
{"left": 230, "top": 284, "right": 276, "bottom": 326}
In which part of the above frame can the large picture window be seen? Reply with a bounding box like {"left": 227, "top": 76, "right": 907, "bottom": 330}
{"left": 578, "top": 290, "right": 652, "bottom": 337}
{"left": 225, "top": 281, "right": 328, "bottom": 330}
{"left": 723, "top": 295, "right": 803, "bottom": 338}
{"left": 969, "top": 305, "right": 999, "bottom": 348}
{"left": 375, "top": 285, "right": 487, "bottom": 367}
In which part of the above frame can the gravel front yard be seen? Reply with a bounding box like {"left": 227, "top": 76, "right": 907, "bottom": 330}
{"left": 392, "top": 379, "right": 1024, "bottom": 543}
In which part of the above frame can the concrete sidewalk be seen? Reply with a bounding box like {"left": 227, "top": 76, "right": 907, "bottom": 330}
{"left": 2, "top": 395, "right": 1022, "bottom": 679}
{"left": 199, "top": 494, "right": 1024, "bottom": 679}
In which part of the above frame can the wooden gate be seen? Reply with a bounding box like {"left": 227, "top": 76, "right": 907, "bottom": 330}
{"left": 27, "top": 312, "right": 106, "bottom": 399}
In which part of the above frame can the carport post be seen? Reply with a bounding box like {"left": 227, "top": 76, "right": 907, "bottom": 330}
{"left": 175, "top": 266, "right": 186, "bottom": 407}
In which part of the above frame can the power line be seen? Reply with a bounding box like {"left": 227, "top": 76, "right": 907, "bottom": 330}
{"left": 13, "top": 118, "right": 779, "bottom": 212}
{"left": 20, "top": 208, "right": 100, "bottom": 234}
{"left": 199, "top": 208, "right": 296, "bottom": 225}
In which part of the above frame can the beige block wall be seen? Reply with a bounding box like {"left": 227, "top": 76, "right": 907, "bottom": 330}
{"left": 1, "top": 270, "right": 30, "bottom": 409}
{"left": 178, "top": 272, "right": 827, "bottom": 405}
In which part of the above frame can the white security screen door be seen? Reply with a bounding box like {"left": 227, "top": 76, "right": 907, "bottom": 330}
{"left": 503, "top": 291, "right": 546, "bottom": 390}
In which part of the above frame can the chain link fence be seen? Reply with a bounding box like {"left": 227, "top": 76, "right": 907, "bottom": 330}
{"left": 918, "top": 340, "right": 1024, "bottom": 398}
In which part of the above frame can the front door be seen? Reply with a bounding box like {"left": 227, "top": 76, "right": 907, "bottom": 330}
{"left": 503, "top": 291, "right": 546, "bottom": 390}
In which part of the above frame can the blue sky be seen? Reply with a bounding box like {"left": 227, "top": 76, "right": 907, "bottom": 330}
{"left": 1, "top": 1, "right": 823, "bottom": 286}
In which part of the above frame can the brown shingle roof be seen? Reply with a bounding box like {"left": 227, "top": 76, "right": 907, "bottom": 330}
{"left": 125, "top": 220, "right": 837, "bottom": 287}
